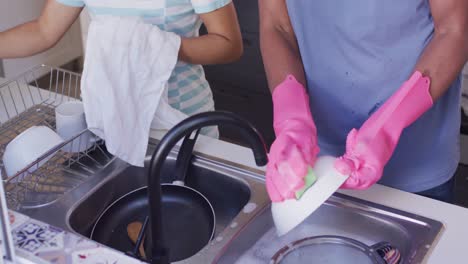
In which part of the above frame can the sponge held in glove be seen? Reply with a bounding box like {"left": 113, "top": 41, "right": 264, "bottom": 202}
{"left": 295, "top": 167, "right": 317, "bottom": 200}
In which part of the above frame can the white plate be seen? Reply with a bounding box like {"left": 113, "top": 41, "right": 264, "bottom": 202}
{"left": 272, "top": 156, "right": 349, "bottom": 236}
{"left": 3, "top": 126, "right": 63, "bottom": 179}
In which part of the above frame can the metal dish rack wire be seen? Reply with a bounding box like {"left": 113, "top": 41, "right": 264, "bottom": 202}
{"left": 0, "top": 65, "right": 114, "bottom": 211}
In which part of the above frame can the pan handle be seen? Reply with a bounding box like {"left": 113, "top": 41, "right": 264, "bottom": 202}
{"left": 133, "top": 216, "right": 149, "bottom": 259}
{"left": 173, "top": 129, "right": 201, "bottom": 184}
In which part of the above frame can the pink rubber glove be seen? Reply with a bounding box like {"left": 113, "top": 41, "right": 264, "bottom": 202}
{"left": 266, "top": 75, "right": 320, "bottom": 202}
{"left": 335, "top": 71, "right": 433, "bottom": 189}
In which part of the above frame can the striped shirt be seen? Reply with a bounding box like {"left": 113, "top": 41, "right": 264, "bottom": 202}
{"left": 57, "top": 0, "right": 229, "bottom": 137}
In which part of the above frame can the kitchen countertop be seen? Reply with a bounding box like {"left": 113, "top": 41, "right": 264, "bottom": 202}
{"left": 2, "top": 74, "right": 468, "bottom": 263}
{"left": 150, "top": 130, "right": 468, "bottom": 264}
{"left": 7, "top": 210, "right": 145, "bottom": 264}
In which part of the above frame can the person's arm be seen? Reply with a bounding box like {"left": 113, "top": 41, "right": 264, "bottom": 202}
{"left": 414, "top": 0, "right": 468, "bottom": 100}
{"left": 259, "top": 0, "right": 305, "bottom": 90}
{"left": 335, "top": 0, "right": 468, "bottom": 190}
{"left": 259, "top": 0, "right": 319, "bottom": 202}
{"left": 178, "top": 2, "right": 242, "bottom": 65}
{"left": 0, "top": 0, "right": 82, "bottom": 59}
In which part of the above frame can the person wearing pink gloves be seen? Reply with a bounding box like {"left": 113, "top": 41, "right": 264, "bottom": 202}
{"left": 260, "top": 0, "right": 468, "bottom": 203}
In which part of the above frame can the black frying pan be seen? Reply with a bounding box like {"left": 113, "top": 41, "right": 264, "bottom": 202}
{"left": 90, "top": 130, "right": 215, "bottom": 262}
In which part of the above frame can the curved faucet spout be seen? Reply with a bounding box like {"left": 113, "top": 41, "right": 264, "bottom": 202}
{"left": 147, "top": 111, "right": 268, "bottom": 264}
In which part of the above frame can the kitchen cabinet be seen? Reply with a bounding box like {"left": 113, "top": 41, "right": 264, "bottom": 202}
{"left": 460, "top": 63, "right": 468, "bottom": 135}
{"left": 202, "top": 0, "right": 275, "bottom": 147}
{"left": 213, "top": 88, "right": 274, "bottom": 145}
{"left": 0, "top": 0, "right": 83, "bottom": 79}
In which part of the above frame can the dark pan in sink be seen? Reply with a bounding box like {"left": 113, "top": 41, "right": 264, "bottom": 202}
{"left": 68, "top": 154, "right": 252, "bottom": 258}
{"left": 90, "top": 131, "right": 217, "bottom": 262}
{"left": 90, "top": 185, "right": 214, "bottom": 262}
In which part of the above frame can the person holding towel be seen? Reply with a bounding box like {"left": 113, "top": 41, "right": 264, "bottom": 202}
{"left": 0, "top": 0, "right": 243, "bottom": 139}
{"left": 261, "top": 0, "right": 468, "bottom": 203}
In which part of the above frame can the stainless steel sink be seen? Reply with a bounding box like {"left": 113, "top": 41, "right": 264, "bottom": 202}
{"left": 215, "top": 194, "right": 443, "bottom": 263}
{"left": 69, "top": 154, "right": 253, "bottom": 240}
{"left": 19, "top": 139, "right": 443, "bottom": 263}
{"left": 21, "top": 140, "right": 271, "bottom": 263}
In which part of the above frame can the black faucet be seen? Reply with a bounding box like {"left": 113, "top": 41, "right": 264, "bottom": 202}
{"left": 146, "top": 111, "right": 268, "bottom": 264}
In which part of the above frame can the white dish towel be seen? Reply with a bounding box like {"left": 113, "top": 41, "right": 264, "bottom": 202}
{"left": 81, "top": 16, "right": 187, "bottom": 167}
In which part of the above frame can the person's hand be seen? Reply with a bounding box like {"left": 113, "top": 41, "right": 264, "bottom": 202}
{"left": 266, "top": 75, "right": 319, "bottom": 202}
{"left": 334, "top": 128, "right": 385, "bottom": 189}
{"left": 335, "top": 71, "right": 433, "bottom": 189}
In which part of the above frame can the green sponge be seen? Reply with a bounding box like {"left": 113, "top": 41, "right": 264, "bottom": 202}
{"left": 295, "top": 167, "right": 317, "bottom": 200}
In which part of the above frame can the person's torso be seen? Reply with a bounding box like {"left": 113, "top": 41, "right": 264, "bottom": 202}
{"left": 286, "top": 0, "right": 461, "bottom": 192}
{"left": 82, "top": 0, "right": 214, "bottom": 116}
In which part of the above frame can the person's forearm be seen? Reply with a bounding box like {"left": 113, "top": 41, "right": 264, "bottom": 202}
{"left": 414, "top": 31, "right": 468, "bottom": 100}
{"left": 178, "top": 34, "right": 242, "bottom": 65}
{"left": 260, "top": 25, "right": 305, "bottom": 91}
{"left": 0, "top": 21, "right": 55, "bottom": 59}
{"left": 1, "top": 0, "right": 83, "bottom": 59}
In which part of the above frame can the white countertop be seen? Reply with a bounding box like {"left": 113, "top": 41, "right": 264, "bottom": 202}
{"left": 149, "top": 130, "right": 468, "bottom": 264}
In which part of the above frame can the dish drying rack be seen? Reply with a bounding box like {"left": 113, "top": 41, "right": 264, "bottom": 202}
{"left": 0, "top": 65, "right": 113, "bottom": 211}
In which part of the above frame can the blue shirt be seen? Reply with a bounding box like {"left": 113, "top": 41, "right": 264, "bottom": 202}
{"left": 286, "top": 0, "right": 461, "bottom": 192}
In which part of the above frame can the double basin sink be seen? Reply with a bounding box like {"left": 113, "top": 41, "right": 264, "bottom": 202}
{"left": 20, "top": 140, "right": 443, "bottom": 263}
